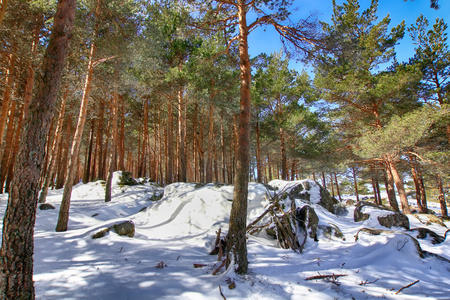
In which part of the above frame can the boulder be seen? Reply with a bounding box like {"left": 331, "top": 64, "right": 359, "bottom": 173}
{"left": 354, "top": 201, "right": 409, "bottom": 229}
{"left": 112, "top": 220, "right": 135, "bottom": 237}
{"left": 269, "top": 179, "right": 336, "bottom": 213}
{"left": 39, "top": 203, "right": 55, "bottom": 210}
{"left": 295, "top": 205, "right": 319, "bottom": 242}
{"left": 378, "top": 213, "right": 410, "bottom": 230}
{"left": 411, "top": 227, "right": 446, "bottom": 245}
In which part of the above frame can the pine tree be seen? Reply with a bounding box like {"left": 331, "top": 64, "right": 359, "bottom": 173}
{"left": 0, "top": 0, "right": 76, "bottom": 297}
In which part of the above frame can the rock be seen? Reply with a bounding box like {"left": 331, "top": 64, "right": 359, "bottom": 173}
{"left": 118, "top": 171, "right": 139, "bottom": 186}
{"left": 295, "top": 205, "right": 319, "bottom": 242}
{"left": 378, "top": 213, "right": 410, "bottom": 230}
{"left": 354, "top": 201, "right": 409, "bottom": 229}
{"left": 112, "top": 220, "right": 135, "bottom": 237}
{"left": 92, "top": 228, "right": 110, "bottom": 239}
{"left": 39, "top": 203, "right": 55, "bottom": 210}
{"left": 411, "top": 227, "right": 446, "bottom": 244}
{"left": 269, "top": 179, "right": 335, "bottom": 213}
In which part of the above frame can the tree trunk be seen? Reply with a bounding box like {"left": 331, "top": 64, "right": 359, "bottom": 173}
{"left": 437, "top": 175, "right": 448, "bottom": 217}
{"left": 0, "top": 0, "right": 75, "bottom": 297}
{"left": 96, "top": 101, "right": 105, "bottom": 179}
{"left": 118, "top": 95, "right": 125, "bottom": 171}
{"left": 383, "top": 168, "right": 400, "bottom": 212}
{"left": 387, "top": 158, "right": 411, "bottom": 214}
{"left": 370, "top": 166, "right": 379, "bottom": 205}
{"left": 38, "top": 92, "right": 67, "bottom": 203}
{"left": 166, "top": 100, "right": 173, "bottom": 184}
{"left": 56, "top": 9, "right": 99, "bottom": 232}
{"left": 334, "top": 172, "right": 342, "bottom": 202}
{"left": 226, "top": 0, "right": 250, "bottom": 274}
{"left": 352, "top": 166, "right": 359, "bottom": 202}
{"left": 206, "top": 103, "right": 214, "bottom": 182}
{"left": 0, "top": 54, "right": 16, "bottom": 151}
{"left": 221, "top": 110, "right": 227, "bottom": 183}
{"left": 279, "top": 127, "right": 287, "bottom": 180}
{"left": 178, "top": 88, "right": 187, "bottom": 182}
{"left": 409, "top": 155, "right": 427, "bottom": 213}
{"left": 0, "top": 96, "right": 17, "bottom": 193}
{"left": 82, "top": 121, "right": 95, "bottom": 184}
{"left": 255, "top": 111, "right": 262, "bottom": 183}
{"left": 105, "top": 91, "right": 119, "bottom": 202}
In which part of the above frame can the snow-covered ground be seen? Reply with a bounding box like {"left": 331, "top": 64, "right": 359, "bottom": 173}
{"left": 0, "top": 173, "right": 449, "bottom": 299}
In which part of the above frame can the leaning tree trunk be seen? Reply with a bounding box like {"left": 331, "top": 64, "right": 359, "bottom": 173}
{"left": 387, "top": 157, "right": 410, "bottom": 214}
{"left": 0, "top": 0, "right": 75, "bottom": 297}
{"left": 226, "top": 0, "right": 250, "bottom": 274}
{"left": 56, "top": 33, "right": 98, "bottom": 232}
{"left": 384, "top": 167, "right": 400, "bottom": 212}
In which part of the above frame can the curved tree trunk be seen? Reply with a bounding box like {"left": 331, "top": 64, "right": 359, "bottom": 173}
{"left": 226, "top": 0, "right": 250, "bottom": 274}
{"left": 0, "top": 0, "right": 75, "bottom": 297}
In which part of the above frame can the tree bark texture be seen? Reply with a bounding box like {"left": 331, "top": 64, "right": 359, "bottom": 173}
{"left": 0, "top": 0, "right": 75, "bottom": 297}
{"left": 227, "top": 0, "right": 250, "bottom": 274}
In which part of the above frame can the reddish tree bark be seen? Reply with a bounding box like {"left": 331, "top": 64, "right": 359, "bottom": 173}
{"left": 0, "top": 0, "right": 75, "bottom": 297}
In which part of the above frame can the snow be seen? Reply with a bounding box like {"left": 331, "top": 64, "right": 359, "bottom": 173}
{"left": 0, "top": 173, "right": 449, "bottom": 299}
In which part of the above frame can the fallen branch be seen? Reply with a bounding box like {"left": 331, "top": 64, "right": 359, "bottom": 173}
{"left": 219, "top": 285, "right": 226, "bottom": 300}
{"left": 212, "top": 260, "right": 226, "bottom": 276}
{"left": 395, "top": 280, "right": 419, "bottom": 294}
{"left": 358, "top": 278, "right": 379, "bottom": 286}
{"left": 193, "top": 263, "right": 208, "bottom": 268}
{"left": 305, "top": 274, "right": 348, "bottom": 281}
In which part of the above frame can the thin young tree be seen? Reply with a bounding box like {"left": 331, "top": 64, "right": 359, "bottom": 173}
{"left": 0, "top": 0, "right": 76, "bottom": 297}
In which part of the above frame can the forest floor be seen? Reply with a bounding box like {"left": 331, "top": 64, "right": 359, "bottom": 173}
{"left": 0, "top": 173, "right": 449, "bottom": 299}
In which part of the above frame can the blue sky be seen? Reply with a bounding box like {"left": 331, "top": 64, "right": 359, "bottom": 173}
{"left": 247, "top": 0, "right": 450, "bottom": 70}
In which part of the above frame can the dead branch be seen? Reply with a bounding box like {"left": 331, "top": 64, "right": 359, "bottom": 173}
{"left": 395, "top": 280, "right": 419, "bottom": 294}
{"left": 305, "top": 274, "right": 348, "bottom": 281}
{"left": 219, "top": 285, "right": 226, "bottom": 300}
{"left": 193, "top": 263, "right": 208, "bottom": 268}
{"left": 358, "top": 278, "right": 379, "bottom": 286}
{"left": 212, "top": 260, "right": 226, "bottom": 276}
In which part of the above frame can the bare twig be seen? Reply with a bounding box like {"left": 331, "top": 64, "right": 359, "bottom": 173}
{"left": 395, "top": 280, "right": 419, "bottom": 294}
{"left": 305, "top": 274, "right": 348, "bottom": 281}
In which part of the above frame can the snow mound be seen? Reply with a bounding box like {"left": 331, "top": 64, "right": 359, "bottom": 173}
{"left": 135, "top": 182, "right": 270, "bottom": 239}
